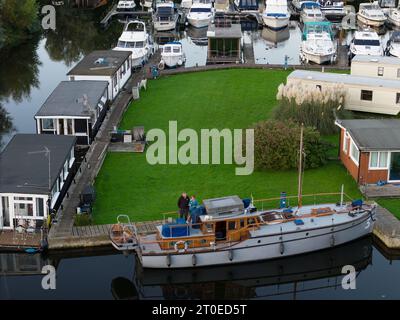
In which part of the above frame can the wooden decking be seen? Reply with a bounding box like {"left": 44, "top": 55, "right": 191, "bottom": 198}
{"left": 361, "top": 184, "right": 400, "bottom": 199}
{"left": 0, "top": 230, "right": 42, "bottom": 250}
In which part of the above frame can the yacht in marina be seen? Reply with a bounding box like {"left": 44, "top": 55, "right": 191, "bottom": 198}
{"left": 357, "top": 1, "right": 387, "bottom": 27}
{"left": 187, "top": 0, "right": 214, "bottom": 28}
{"left": 262, "top": 0, "right": 291, "bottom": 30}
{"left": 159, "top": 41, "right": 186, "bottom": 68}
{"left": 300, "top": 2, "right": 325, "bottom": 23}
{"left": 113, "top": 20, "right": 153, "bottom": 67}
{"left": 349, "top": 29, "right": 383, "bottom": 57}
{"left": 300, "top": 21, "right": 336, "bottom": 64}
{"left": 317, "top": 0, "right": 345, "bottom": 18}
{"left": 153, "top": 1, "right": 179, "bottom": 31}
{"left": 387, "top": 4, "right": 400, "bottom": 27}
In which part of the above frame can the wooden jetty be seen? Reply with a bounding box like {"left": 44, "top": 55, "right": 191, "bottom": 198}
{"left": 100, "top": 3, "right": 152, "bottom": 27}
{"left": 361, "top": 184, "right": 400, "bottom": 199}
{"left": 0, "top": 231, "right": 42, "bottom": 251}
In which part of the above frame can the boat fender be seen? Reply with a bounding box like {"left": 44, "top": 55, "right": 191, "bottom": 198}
{"left": 330, "top": 234, "right": 335, "bottom": 247}
{"left": 174, "top": 240, "right": 188, "bottom": 253}
{"left": 192, "top": 254, "right": 196, "bottom": 266}
{"left": 279, "top": 242, "right": 285, "bottom": 255}
{"left": 158, "top": 60, "right": 165, "bottom": 70}
{"left": 166, "top": 254, "right": 171, "bottom": 267}
{"left": 177, "top": 59, "right": 183, "bottom": 66}
{"left": 228, "top": 250, "right": 234, "bottom": 261}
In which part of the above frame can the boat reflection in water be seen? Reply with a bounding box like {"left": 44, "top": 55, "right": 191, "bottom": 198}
{"left": 262, "top": 26, "right": 290, "bottom": 45}
{"left": 111, "top": 236, "right": 373, "bottom": 299}
{"left": 185, "top": 26, "right": 208, "bottom": 46}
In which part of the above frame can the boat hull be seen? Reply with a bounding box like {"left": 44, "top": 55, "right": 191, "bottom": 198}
{"left": 187, "top": 17, "right": 211, "bottom": 28}
{"left": 262, "top": 16, "right": 290, "bottom": 30}
{"left": 140, "top": 211, "right": 375, "bottom": 268}
{"left": 161, "top": 55, "right": 185, "bottom": 68}
{"left": 387, "top": 14, "right": 400, "bottom": 27}
{"left": 357, "top": 14, "right": 386, "bottom": 27}
{"left": 153, "top": 21, "right": 177, "bottom": 31}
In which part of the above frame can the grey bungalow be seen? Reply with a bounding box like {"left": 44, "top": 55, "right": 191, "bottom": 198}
{"left": 0, "top": 134, "right": 76, "bottom": 230}
{"left": 35, "top": 81, "right": 108, "bottom": 145}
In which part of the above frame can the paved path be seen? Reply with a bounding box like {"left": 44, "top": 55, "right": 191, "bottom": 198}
{"left": 373, "top": 206, "right": 400, "bottom": 249}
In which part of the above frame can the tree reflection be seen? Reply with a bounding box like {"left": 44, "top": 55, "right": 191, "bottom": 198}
{"left": 44, "top": 6, "right": 123, "bottom": 66}
{"left": 0, "top": 33, "right": 41, "bottom": 103}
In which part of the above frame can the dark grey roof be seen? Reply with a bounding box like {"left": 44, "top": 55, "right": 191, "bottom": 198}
{"left": 67, "top": 50, "right": 131, "bottom": 76}
{"left": 207, "top": 23, "right": 242, "bottom": 39}
{"left": 0, "top": 134, "right": 76, "bottom": 195}
{"left": 35, "top": 81, "right": 108, "bottom": 117}
{"left": 336, "top": 119, "right": 400, "bottom": 151}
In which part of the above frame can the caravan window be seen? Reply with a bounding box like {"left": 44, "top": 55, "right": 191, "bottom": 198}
{"left": 361, "top": 90, "right": 373, "bottom": 101}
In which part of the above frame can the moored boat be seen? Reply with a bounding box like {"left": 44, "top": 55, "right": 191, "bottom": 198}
{"left": 300, "top": 2, "right": 325, "bottom": 23}
{"left": 300, "top": 21, "right": 336, "bottom": 64}
{"left": 262, "top": 0, "right": 291, "bottom": 30}
{"left": 349, "top": 29, "right": 383, "bottom": 57}
{"left": 153, "top": 1, "right": 179, "bottom": 31}
{"left": 187, "top": 0, "right": 214, "bottom": 28}
{"left": 387, "top": 6, "right": 400, "bottom": 27}
{"left": 357, "top": 1, "right": 387, "bottom": 27}
{"left": 386, "top": 31, "right": 400, "bottom": 57}
{"left": 159, "top": 41, "right": 186, "bottom": 68}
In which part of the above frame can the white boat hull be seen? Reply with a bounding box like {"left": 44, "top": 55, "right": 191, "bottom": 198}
{"left": 154, "top": 21, "right": 177, "bottom": 31}
{"left": 187, "top": 17, "right": 211, "bottom": 28}
{"left": 387, "top": 14, "right": 400, "bottom": 27}
{"left": 139, "top": 211, "right": 375, "bottom": 268}
{"left": 161, "top": 55, "right": 185, "bottom": 67}
{"left": 389, "top": 45, "right": 400, "bottom": 57}
{"left": 357, "top": 14, "right": 386, "bottom": 27}
{"left": 262, "top": 15, "right": 290, "bottom": 29}
{"left": 301, "top": 51, "right": 335, "bottom": 64}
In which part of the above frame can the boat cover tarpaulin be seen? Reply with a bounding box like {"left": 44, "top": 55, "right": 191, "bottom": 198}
{"left": 162, "top": 223, "right": 190, "bottom": 237}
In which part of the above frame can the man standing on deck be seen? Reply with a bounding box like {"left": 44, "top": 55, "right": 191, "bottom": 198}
{"left": 177, "top": 192, "right": 190, "bottom": 220}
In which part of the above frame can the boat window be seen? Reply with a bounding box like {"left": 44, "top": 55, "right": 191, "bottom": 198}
{"left": 173, "top": 47, "right": 180, "bottom": 53}
{"left": 158, "top": 7, "right": 174, "bottom": 15}
{"left": 126, "top": 23, "right": 144, "bottom": 32}
{"left": 354, "top": 39, "right": 380, "bottom": 46}
{"left": 240, "top": 219, "right": 245, "bottom": 228}
{"left": 228, "top": 221, "right": 236, "bottom": 231}
{"left": 163, "top": 46, "right": 172, "bottom": 53}
{"left": 117, "top": 41, "right": 127, "bottom": 48}
{"left": 190, "top": 7, "right": 211, "bottom": 12}
{"left": 135, "top": 41, "right": 144, "bottom": 48}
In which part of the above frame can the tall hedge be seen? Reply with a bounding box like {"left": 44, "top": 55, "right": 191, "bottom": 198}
{"left": 253, "top": 120, "right": 329, "bottom": 171}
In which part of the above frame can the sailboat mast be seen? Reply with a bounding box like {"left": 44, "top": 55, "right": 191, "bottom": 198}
{"left": 298, "top": 124, "right": 304, "bottom": 208}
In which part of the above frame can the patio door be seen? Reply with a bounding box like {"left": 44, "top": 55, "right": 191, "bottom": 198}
{"left": 389, "top": 152, "right": 400, "bottom": 181}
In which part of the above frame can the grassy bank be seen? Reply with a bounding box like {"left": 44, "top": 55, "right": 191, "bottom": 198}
{"left": 92, "top": 69, "right": 362, "bottom": 224}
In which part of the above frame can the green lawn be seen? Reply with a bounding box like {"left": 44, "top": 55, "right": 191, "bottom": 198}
{"left": 92, "top": 69, "right": 362, "bottom": 224}
{"left": 378, "top": 199, "right": 400, "bottom": 219}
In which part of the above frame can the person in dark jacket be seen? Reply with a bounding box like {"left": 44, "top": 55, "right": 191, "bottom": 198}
{"left": 177, "top": 192, "right": 190, "bottom": 220}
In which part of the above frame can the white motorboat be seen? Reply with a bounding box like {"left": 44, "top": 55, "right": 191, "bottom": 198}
{"left": 214, "top": 0, "right": 230, "bottom": 12}
{"left": 113, "top": 20, "right": 153, "bottom": 67}
{"left": 262, "top": 0, "right": 290, "bottom": 30}
{"left": 187, "top": 1, "right": 214, "bottom": 28}
{"left": 139, "top": 0, "right": 153, "bottom": 9}
{"left": 387, "top": 6, "right": 400, "bottom": 27}
{"left": 110, "top": 127, "right": 376, "bottom": 269}
{"left": 317, "top": 0, "right": 346, "bottom": 18}
{"left": 386, "top": 31, "right": 400, "bottom": 57}
{"left": 300, "top": 21, "right": 336, "bottom": 64}
{"left": 153, "top": 1, "right": 179, "bottom": 31}
{"left": 116, "top": 0, "right": 136, "bottom": 11}
{"left": 300, "top": 2, "right": 325, "bottom": 23}
{"left": 378, "top": 0, "right": 396, "bottom": 14}
{"left": 349, "top": 29, "right": 383, "bottom": 57}
{"left": 159, "top": 41, "right": 186, "bottom": 68}
{"left": 292, "top": 0, "right": 317, "bottom": 11}
{"left": 181, "top": 0, "right": 193, "bottom": 9}
{"left": 357, "top": 1, "right": 387, "bottom": 27}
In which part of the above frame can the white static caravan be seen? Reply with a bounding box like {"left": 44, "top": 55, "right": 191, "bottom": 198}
{"left": 35, "top": 81, "right": 109, "bottom": 145}
{"left": 0, "top": 134, "right": 76, "bottom": 230}
{"left": 351, "top": 55, "right": 400, "bottom": 80}
{"left": 287, "top": 70, "right": 400, "bottom": 115}
{"left": 67, "top": 50, "right": 132, "bottom": 102}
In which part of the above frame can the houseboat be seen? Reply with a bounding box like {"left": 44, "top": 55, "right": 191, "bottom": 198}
{"left": 159, "top": 41, "right": 186, "bottom": 68}
{"left": 114, "top": 20, "right": 153, "bottom": 68}
{"left": 300, "top": 21, "right": 336, "bottom": 64}
{"left": 110, "top": 125, "right": 376, "bottom": 269}
{"left": 386, "top": 31, "right": 400, "bottom": 57}
{"left": 300, "top": 2, "right": 325, "bottom": 23}
{"left": 67, "top": 50, "right": 132, "bottom": 102}
{"left": 35, "top": 81, "right": 109, "bottom": 145}
{"left": 357, "top": 1, "right": 387, "bottom": 27}
{"left": 262, "top": 0, "right": 290, "bottom": 30}
{"left": 153, "top": 1, "right": 179, "bottom": 31}
{"left": 117, "top": 0, "right": 136, "bottom": 11}
{"left": 349, "top": 29, "right": 383, "bottom": 57}
{"left": 187, "top": 0, "right": 214, "bottom": 28}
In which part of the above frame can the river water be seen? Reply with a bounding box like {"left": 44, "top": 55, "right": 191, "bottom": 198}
{"left": 0, "top": 3, "right": 400, "bottom": 300}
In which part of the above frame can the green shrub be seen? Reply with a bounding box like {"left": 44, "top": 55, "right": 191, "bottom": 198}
{"left": 253, "top": 120, "right": 330, "bottom": 171}
{"left": 74, "top": 214, "right": 92, "bottom": 226}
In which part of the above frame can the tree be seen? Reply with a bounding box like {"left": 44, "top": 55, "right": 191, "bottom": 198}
{"left": 253, "top": 120, "right": 329, "bottom": 171}
{"left": 0, "top": 0, "right": 40, "bottom": 47}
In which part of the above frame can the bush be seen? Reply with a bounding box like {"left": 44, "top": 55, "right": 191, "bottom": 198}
{"left": 74, "top": 213, "right": 92, "bottom": 226}
{"left": 253, "top": 120, "right": 330, "bottom": 171}
{"left": 274, "top": 82, "right": 346, "bottom": 135}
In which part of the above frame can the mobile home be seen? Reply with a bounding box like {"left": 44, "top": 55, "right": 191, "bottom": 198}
{"left": 351, "top": 55, "right": 400, "bottom": 80}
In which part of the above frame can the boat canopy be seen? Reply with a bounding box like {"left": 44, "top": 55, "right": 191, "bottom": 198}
{"left": 301, "top": 1, "right": 320, "bottom": 9}
{"left": 302, "top": 21, "right": 333, "bottom": 40}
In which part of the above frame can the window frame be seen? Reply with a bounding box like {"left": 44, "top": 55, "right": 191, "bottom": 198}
{"left": 369, "top": 151, "right": 389, "bottom": 169}
{"left": 360, "top": 90, "right": 373, "bottom": 101}
{"left": 350, "top": 139, "right": 360, "bottom": 165}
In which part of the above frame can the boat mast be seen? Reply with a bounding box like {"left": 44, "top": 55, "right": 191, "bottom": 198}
{"left": 298, "top": 124, "right": 304, "bottom": 208}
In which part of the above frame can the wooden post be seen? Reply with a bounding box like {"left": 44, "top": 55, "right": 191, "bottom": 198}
{"left": 298, "top": 124, "right": 304, "bottom": 208}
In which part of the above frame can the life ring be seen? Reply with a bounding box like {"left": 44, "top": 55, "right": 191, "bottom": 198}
{"left": 158, "top": 60, "right": 165, "bottom": 70}
{"left": 174, "top": 240, "right": 188, "bottom": 253}
{"left": 177, "top": 58, "right": 183, "bottom": 66}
